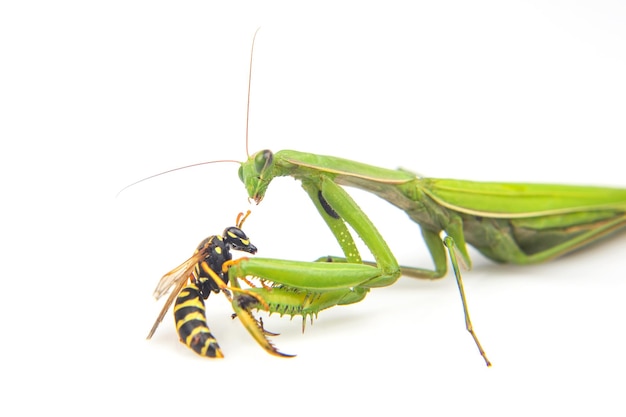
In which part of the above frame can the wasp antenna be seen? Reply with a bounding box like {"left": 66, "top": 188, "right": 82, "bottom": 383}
{"left": 236, "top": 210, "right": 252, "bottom": 228}
{"left": 116, "top": 160, "right": 240, "bottom": 197}
{"left": 246, "top": 27, "right": 261, "bottom": 159}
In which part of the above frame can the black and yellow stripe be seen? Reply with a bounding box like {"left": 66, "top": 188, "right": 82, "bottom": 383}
{"left": 173, "top": 282, "right": 223, "bottom": 358}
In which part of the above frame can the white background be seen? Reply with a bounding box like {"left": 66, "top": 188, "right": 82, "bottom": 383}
{"left": 2, "top": 1, "right": 626, "bottom": 415}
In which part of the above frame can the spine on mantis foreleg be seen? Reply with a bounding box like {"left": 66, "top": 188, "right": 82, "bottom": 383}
{"left": 242, "top": 285, "right": 369, "bottom": 330}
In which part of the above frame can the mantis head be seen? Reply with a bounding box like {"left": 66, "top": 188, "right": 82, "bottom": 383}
{"left": 238, "top": 149, "right": 275, "bottom": 204}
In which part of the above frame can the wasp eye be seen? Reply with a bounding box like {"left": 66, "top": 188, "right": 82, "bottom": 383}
{"left": 225, "top": 226, "right": 246, "bottom": 240}
{"left": 238, "top": 165, "right": 244, "bottom": 182}
{"left": 254, "top": 150, "right": 273, "bottom": 174}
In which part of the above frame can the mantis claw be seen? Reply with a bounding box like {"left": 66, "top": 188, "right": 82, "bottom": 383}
{"left": 258, "top": 317, "right": 281, "bottom": 337}
{"left": 232, "top": 293, "right": 295, "bottom": 358}
{"left": 231, "top": 311, "right": 281, "bottom": 336}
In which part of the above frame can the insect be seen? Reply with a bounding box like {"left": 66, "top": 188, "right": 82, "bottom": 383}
{"left": 127, "top": 30, "right": 626, "bottom": 366}
{"left": 146, "top": 211, "right": 293, "bottom": 358}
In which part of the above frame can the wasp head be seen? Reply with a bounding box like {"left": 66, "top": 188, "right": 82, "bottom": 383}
{"left": 222, "top": 226, "right": 257, "bottom": 254}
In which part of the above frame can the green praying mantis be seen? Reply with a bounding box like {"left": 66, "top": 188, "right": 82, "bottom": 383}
{"left": 222, "top": 148, "right": 626, "bottom": 366}
{"left": 131, "top": 31, "right": 626, "bottom": 366}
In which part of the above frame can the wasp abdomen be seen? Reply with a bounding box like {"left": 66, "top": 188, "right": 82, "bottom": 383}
{"left": 174, "top": 283, "right": 223, "bottom": 358}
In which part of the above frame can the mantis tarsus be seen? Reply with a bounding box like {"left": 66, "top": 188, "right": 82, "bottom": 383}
{"left": 131, "top": 31, "right": 626, "bottom": 366}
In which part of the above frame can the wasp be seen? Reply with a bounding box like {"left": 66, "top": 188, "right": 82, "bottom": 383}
{"left": 147, "top": 211, "right": 258, "bottom": 358}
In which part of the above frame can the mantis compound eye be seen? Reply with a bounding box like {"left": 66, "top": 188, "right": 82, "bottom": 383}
{"left": 254, "top": 149, "right": 274, "bottom": 175}
{"left": 238, "top": 165, "right": 244, "bottom": 182}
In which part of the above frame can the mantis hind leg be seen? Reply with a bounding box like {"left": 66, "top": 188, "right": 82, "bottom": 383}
{"left": 404, "top": 224, "right": 491, "bottom": 366}
{"left": 443, "top": 236, "right": 491, "bottom": 367}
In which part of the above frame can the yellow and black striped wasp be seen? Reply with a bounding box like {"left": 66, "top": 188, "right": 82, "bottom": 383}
{"left": 147, "top": 211, "right": 257, "bottom": 357}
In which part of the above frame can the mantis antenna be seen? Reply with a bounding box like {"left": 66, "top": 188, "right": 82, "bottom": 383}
{"left": 117, "top": 28, "right": 262, "bottom": 198}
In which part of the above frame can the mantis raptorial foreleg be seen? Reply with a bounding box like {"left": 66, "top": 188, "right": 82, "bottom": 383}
{"left": 227, "top": 173, "right": 492, "bottom": 366}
